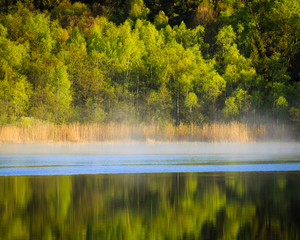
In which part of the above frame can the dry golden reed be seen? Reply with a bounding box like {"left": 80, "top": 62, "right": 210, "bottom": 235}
{"left": 0, "top": 122, "right": 292, "bottom": 143}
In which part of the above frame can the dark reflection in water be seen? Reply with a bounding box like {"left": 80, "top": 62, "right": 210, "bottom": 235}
{"left": 0, "top": 172, "right": 299, "bottom": 240}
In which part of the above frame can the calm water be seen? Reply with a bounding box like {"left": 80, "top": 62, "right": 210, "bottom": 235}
{"left": 0, "top": 173, "right": 300, "bottom": 239}
{"left": 0, "top": 142, "right": 300, "bottom": 176}
{"left": 1, "top": 153, "right": 300, "bottom": 176}
{"left": 0, "top": 143, "right": 300, "bottom": 239}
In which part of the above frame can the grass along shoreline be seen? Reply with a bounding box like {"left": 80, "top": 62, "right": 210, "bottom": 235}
{"left": 0, "top": 122, "right": 293, "bottom": 143}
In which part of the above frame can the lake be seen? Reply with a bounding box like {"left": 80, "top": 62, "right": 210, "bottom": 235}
{"left": 0, "top": 143, "right": 300, "bottom": 239}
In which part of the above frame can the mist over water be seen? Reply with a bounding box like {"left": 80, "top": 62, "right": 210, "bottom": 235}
{"left": 0, "top": 142, "right": 299, "bottom": 176}
{"left": 0, "top": 142, "right": 299, "bottom": 155}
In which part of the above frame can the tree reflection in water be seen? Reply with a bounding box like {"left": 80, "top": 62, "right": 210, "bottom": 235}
{"left": 0, "top": 172, "right": 299, "bottom": 239}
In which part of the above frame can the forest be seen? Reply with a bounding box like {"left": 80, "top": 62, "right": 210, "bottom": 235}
{"left": 0, "top": 0, "right": 299, "bottom": 130}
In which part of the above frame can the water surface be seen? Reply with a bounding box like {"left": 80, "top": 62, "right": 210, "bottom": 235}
{"left": 0, "top": 172, "right": 299, "bottom": 239}
{"left": 0, "top": 143, "right": 299, "bottom": 176}
{"left": 0, "top": 143, "right": 299, "bottom": 239}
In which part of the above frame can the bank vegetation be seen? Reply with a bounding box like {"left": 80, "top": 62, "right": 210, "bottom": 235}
{"left": 0, "top": 121, "right": 293, "bottom": 143}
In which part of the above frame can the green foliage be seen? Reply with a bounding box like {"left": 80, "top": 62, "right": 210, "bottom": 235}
{"left": 91, "top": 107, "right": 107, "bottom": 123}
{"left": 24, "top": 12, "right": 55, "bottom": 54}
{"left": 129, "top": 0, "right": 149, "bottom": 20}
{"left": 49, "top": 64, "right": 72, "bottom": 123}
{"left": 234, "top": 88, "right": 251, "bottom": 115}
{"left": 0, "top": 24, "right": 7, "bottom": 38}
{"left": 184, "top": 92, "right": 198, "bottom": 112}
{"left": 202, "top": 74, "right": 225, "bottom": 103}
{"left": 0, "top": 0, "right": 298, "bottom": 126}
{"left": 15, "top": 116, "right": 48, "bottom": 127}
{"left": 173, "top": 21, "right": 204, "bottom": 48}
{"left": 273, "top": 96, "right": 288, "bottom": 114}
{"left": 289, "top": 106, "right": 300, "bottom": 128}
{"left": 223, "top": 88, "right": 251, "bottom": 120}
{"left": 11, "top": 76, "right": 32, "bottom": 118}
{"left": 147, "top": 84, "right": 172, "bottom": 124}
{"left": 223, "top": 97, "right": 238, "bottom": 120}
{"left": 154, "top": 10, "right": 168, "bottom": 29}
{"left": 216, "top": 25, "right": 236, "bottom": 48}
{"left": 267, "top": 53, "right": 291, "bottom": 83}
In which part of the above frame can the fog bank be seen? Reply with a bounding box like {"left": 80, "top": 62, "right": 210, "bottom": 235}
{"left": 0, "top": 142, "right": 299, "bottom": 156}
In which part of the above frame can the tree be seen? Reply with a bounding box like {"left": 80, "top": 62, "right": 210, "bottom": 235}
{"left": 184, "top": 92, "right": 199, "bottom": 123}
{"left": 49, "top": 64, "right": 72, "bottom": 123}
{"left": 154, "top": 10, "right": 168, "bottom": 29}
{"left": 147, "top": 83, "right": 172, "bottom": 124}
{"left": 192, "top": 57, "right": 226, "bottom": 120}
{"left": 11, "top": 76, "right": 31, "bottom": 119}
{"left": 273, "top": 96, "right": 288, "bottom": 123}
{"left": 129, "top": 0, "right": 149, "bottom": 20}
{"left": 216, "top": 25, "right": 256, "bottom": 93}
{"left": 173, "top": 21, "right": 204, "bottom": 49}
{"left": 0, "top": 24, "right": 31, "bottom": 122}
{"left": 24, "top": 12, "right": 55, "bottom": 55}
{"left": 223, "top": 97, "right": 238, "bottom": 120}
{"left": 223, "top": 88, "right": 251, "bottom": 120}
{"left": 289, "top": 106, "right": 300, "bottom": 131}
{"left": 234, "top": 88, "right": 251, "bottom": 116}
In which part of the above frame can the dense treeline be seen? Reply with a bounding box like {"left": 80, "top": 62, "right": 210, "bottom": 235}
{"left": 0, "top": 0, "right": 299, "bottom": 127}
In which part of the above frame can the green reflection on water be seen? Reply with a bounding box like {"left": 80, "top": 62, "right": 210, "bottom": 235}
{"left": 0, "top": 173, "right": 300, "bottom": 240}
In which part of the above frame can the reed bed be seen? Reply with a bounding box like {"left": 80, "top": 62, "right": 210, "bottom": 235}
{"left": 0, "top": 122, "right": 293, "bottom": 143}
